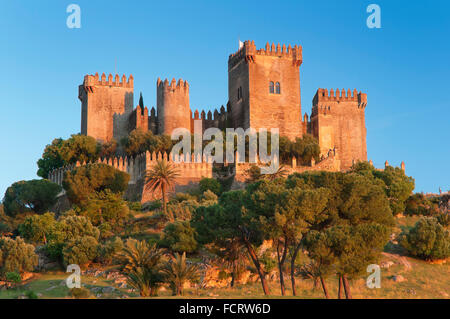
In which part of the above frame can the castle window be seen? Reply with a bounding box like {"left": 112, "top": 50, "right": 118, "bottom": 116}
{"left": 269, "top": 81, "right": 274, "bottom": 94}
{"left": 275, "top": 82, "right": 281, "bottom": 94}
{"left": 237, "top": 86, "right": 243, "bottom": 100}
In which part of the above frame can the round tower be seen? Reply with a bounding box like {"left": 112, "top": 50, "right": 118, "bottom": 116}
{"left": 156, "top": 78, "right": 191, "bottom": 135}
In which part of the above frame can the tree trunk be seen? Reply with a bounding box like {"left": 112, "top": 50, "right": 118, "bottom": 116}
{"left": 161, "top": 184, "right": 167, "bottom": 218}
{"left": 290, "top": 242, "right": 301, "bottom": 296}
{"left": 338, "top": 275, "right": 343, "bottom": 299}
{"left": 244, "top": 240, "right": 270, "bottom": 295}
{"left": 276, "top": 238, "right": 288, "bottom": 296}
{"left": 230, "top": 271, "right": 235, "bottom": 288}
{"left": 320, "top": 276, "right": 329, "bottom": 299}
{"left": 342, "top": 275, "right": 352, "bottom": 299}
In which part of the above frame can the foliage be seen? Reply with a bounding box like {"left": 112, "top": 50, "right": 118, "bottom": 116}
{"left": 25, "top": 290, "right": 38, "bottom": 299}
{"left": 351, "top": 161, "right": 415, "bottom": 215}
{"left": 62, "top": 163, "right": 129, "bottom": 206}
{"left": 199, "top": 178, "right": 221, "bottom": 195}
{"left": 116, "top": 239, "right": 165, "bottom": 297}
{"left": 3, "top": 180, "right": 62, "bottom": 217}
{"left": 18, "top": 212, "right": 57, "bottom": 244}
{"left": 6, "top": 271, "right": 21, "bottom": 283}
{"left": 69, "top": 287, "right": 91, "bottom": 299}
{"left": 145, "top": 160, "right": 180, "bottom": 219}
{"left": 45, "top": 215, "right": 100, "bottom": 261}
{"left": 98, "top": 139, "right": 117, "bottom": 158}
{"left": 405, "top": 193, "right": 440, "bottom": 216}
{"left": 77, "top": 190, "right": 130, "bottom": 229}
{"left": 37, "top": 135, "right": 99, "bottom": 179}
{"left": 62, "top": 236, "right": 99, "bottom": 267}
{"left": 97, "top": 237, "right": 124, "bottom": 265}
{"left": 161, "top": 252, "right": 199, "bottom": 296}
{"left": 279, "top": 134, "right": 320, "bottom": 164}
{"left": 0, "top": 236, "right": 38, "bottom": 276}
{"left": 400, "top": 217, "right": 450, "bottom": 260}
{"left": 159, "top": 221, "right": 198, "bottom": 254}
{"left": 121, "top": 129, "right": 173, "bottom": 157}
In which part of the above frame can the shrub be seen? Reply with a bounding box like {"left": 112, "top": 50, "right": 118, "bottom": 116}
{"left": 69, "top": 287, "right": 91, "bottom": 299}
{"left": 3, "top": 180, "right": 62, "bottom": 217}
{"left": 25, "top": 290, "right": 38, "bottom": 299}
{"left": 0, "top": 237, "right": 38, "bottom": 276}
{"left": 62, "top": 163, "right": 129, "bottom": 206}
{"left": 159, "top": 221, "right": 198, "bottom": 254}
{"left": 400, "top": 217, "right": 450, "bottom": 260}
{"left": 405, "top": 193, "right": 440, "bottom": 216}
{"left": 199, "top": 178, "right": 221, "bottom": 195}
{"left": 98, "top": 237, "right": 124, "bottom": 265}
{"left": 6, "top": 271, "right": 21, "bottom": 283}
{"left": 79, "top": 190, "right": 130, "bottom": 229}
{"left": 63, "top": 236, "right": 99, "bottom": 267}
{"left": 18, "top": 212, "right": 57, "bottom": 244}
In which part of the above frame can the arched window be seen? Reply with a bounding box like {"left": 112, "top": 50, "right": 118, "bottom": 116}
{"left": 269, "top": 81, "right": 274, "bottom": 94}
{"left": 275, "top": 82, "right": 281, "bottom": 94}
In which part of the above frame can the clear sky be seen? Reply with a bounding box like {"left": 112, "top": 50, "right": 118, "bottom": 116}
{"left": 0, "top": 0, "right": 449, "bottom": 197}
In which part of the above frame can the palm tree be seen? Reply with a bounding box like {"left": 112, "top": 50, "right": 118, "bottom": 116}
{"left": 161, "top": 252, "right": 200, "bottom": 296}
{"left": 116, "top": 239, "right": 165, "bottom": 297}
{"left": 145, "top": 160, "right": 180, "bottom": 219}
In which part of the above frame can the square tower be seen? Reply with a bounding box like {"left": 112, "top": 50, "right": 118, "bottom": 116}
{"left": 79, "top": 73, "right": 134, "bottom": 142}
{"left": 310, "top": 88, "right": 368, "bottom": 169}
{"left": 228, "top": 40, "right": 303, "bottom": 139}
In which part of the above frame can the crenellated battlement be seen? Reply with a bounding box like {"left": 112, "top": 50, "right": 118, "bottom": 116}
{"left": 313, "top": 88, "right": 367, "bottom": 106}
{"left": 229, "top": 40, "right": 302, "bottom": 68}
{"left": 157, "top": 77, "right": 189, "bottom": 94}
{"left": 82, "top": 72, "right": 134, "bottom": 90}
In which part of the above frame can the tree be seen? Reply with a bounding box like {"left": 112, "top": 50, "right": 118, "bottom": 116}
{"left": 302, "top": 231, "right": 336, "bottom": 298}
{"left": 62, "top": 236, "right": 99, "bottom": 267}
{"left": 121, "top": 129, "right": 173, "bottom": 157}
{"left": 18, "top": 212, "right": 57, "bottom": 244}
{"left": 116, "top": 239, "right": 165, "bottom": 297}
{"left": 145, "top": 160, "right": 179, "bottom": 218}
{"left": 37, "top": 135, "right": 99, "bottom": 178}
{"left": 98, "top": 139, "right": 117, "bottom": 158}
{"left": 400, "top": 217, "right": 450, "bottom": 260}
{"left": 192, "top": 190, "right": 271, "bottom": 295}
{"left": 159, "top": 221, "right": 198, "bottom": 254}
{"left": 161, "top": 252, "right": 199, "bottom": 296}
{"left": 3, "top": 179, "right": 62, "bottom": 217}
{"left": 62, "top": 163, "right": 129, "bottom": 206}
{"left": 199, "top": 178, "right": 221, "bottom": 196}
{"left": 79, "top": 190, "right": 130, "bottom": 229}
{"left": 139, "top": 92, "right": 144, "bottom": 109}
{"left": 0, "top": 236, "right": 38, "bottom": 276}
{"left": 351, "top": 161, "right": 415, "bottom": 215}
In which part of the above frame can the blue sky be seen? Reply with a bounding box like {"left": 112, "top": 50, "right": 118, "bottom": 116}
{"left": 0, "top": 0, "right": 449, "bottom": 196}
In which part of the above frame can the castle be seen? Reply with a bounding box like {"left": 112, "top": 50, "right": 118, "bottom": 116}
{"left": 79, "top": 40, "right": 368, "bottom": 170}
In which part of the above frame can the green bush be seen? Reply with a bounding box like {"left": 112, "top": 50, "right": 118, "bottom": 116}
{"left": 63, "top": 236, "right": 99, "bottom": 267}
{"left": 18, "top": 212, "right": 57, "bottom": 244}
{"left": 6, "top": 271, "right": 21, "bottom": 283}
{"left": 405, "top": 193, "right": 440, "bottom": 216}
{"left": 25, "top": 290, "right": 38, "bottom": 299}
{"left": 97, "top": 237, "right": 124, "bottom": 265}
{"left": 400, "top": 217, "right": 450, "bottom": 261}
{"left": 62, "top": 163, "right": 129, "bottom": 206}
{"left": 0, "top": 237, "right": 38, "bottom": 276}
{"left": 159, "top": 221, "right": 198, "bottom": 254}
{"left": 199, "top": 178, "right": 221, "bottom": 195}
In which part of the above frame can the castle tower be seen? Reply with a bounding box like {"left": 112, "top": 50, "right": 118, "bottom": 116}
{"left": 310, "top": 88, "right": 368, "bottom": 169}
{"left": 228, "top": 40, "right": 303, "bottom": 139}
{"left": 156, "top": 78, "right": 191, "bottom": 135}
{"left": 79, "top": 73, "right": 134, "bottom": 142}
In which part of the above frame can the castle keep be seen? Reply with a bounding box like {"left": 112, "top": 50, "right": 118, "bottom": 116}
{"left": 78, "top": 40, "right": 368, "bottom": 170}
